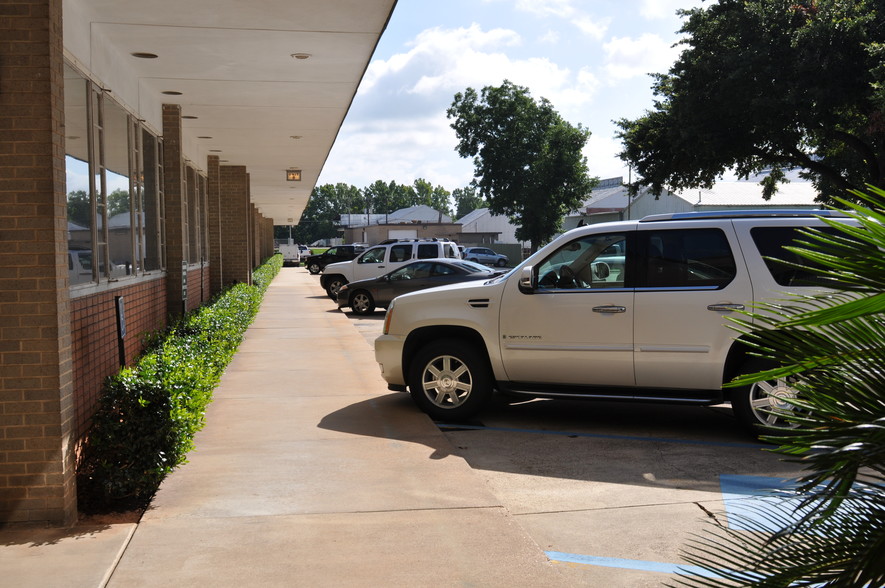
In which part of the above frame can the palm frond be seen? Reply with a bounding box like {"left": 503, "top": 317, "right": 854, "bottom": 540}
{"left": 677, "top": 187, "right": 885, "bottom": 587}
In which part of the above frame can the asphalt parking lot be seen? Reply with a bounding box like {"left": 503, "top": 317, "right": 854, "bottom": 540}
{"left": 316, "top": 272, "right": 806, "bottom": 586}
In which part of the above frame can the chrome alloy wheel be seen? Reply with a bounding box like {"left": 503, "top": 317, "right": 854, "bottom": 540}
{"left": 420, "top": 354, "right": 473, "bottom": 409}
{"left": 747, "top": 376, "right": 802, "bottom": 429}
{"left": 350, "top": 291, "right": 373, "bottom": 314}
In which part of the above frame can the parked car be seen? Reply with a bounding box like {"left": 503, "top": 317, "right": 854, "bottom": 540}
{"left": 374, "top": 210, "right": 856, "bottom": 435}
{"left": 321, "top": 238, "right": 461, "bottom": 299}
{"left": 463, "top": 246, "right": 509, "bottom": 267}
{"left": 297, "top": 244, "right": 312, "bottom": 262}
{"left": 305, "top": 244, "right": 366, "bottom": 275}
{"left": 337, "top": 259, "right": 504, "bottom": 315}
{"left": 68, "top": 248, "right": 122, "bottom": 285}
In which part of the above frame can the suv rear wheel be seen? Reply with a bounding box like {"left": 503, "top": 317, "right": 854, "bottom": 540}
{"left": 408, "top": 339, "right": 493, "bottom": 420}
{"left": 308, "top": 262, "right": 321, "bottom": 275}
{"left": 731, "top": 358, "right": 803, "bottom": 434}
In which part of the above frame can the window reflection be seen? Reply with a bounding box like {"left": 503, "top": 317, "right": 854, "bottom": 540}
{"left": 63, "top": 62, "right": 164, "bottom": 287}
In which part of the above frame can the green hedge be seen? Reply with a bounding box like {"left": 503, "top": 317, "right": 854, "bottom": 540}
{"left": 77, "top": 254, "right": 283, "bottom": 511}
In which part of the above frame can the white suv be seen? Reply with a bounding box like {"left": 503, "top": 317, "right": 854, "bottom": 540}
{"left": 321, "top": 238, "right": 461, "bottom": 299}
{"left": 374, "top": 210, "right": 852, "bottom": 434}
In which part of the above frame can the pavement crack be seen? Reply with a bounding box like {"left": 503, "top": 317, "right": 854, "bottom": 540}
{"left": 694, "top": 502, "right": 726, "bottom": 528}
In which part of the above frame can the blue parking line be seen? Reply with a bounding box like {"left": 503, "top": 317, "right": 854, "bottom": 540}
{"left": 435, "top": 422, "right": 762, "bottom": 449}
{"left": 545, "top": 551, "right": 723, "bottom": 578}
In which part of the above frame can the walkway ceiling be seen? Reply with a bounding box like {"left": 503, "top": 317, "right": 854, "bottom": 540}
{"left": 70, "top": 0, "right": 397, "bottom": 225}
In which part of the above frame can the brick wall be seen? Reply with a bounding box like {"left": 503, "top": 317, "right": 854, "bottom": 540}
{"left": 0, "top": 0, "right": 77, "bottom": 525}
{"left": 69, "top": 278, "right": 167, "bottom": 441}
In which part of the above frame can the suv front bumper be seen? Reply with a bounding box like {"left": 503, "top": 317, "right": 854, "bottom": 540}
{"left": 374, "top": 333, "right": 407, "bottom": 388}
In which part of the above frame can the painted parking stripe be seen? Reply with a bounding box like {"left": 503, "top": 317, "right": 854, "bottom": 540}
{"left": 545, "top": 551, "right": 722, "bottom": 578}
{"left": 435, "top": 422, "right": 762, "bottom": 449}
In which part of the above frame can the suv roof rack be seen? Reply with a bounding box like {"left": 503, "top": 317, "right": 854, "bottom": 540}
{"left": 638, "top": 209, "right": 845, "bottom": 223}
{"left": 377, "top": 238, "right": 454, "bottom": 244}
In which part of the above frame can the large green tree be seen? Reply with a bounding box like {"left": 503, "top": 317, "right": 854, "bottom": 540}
{"left": 291, "top": 183, "right": 362, "bottom": 244}
{"left": 452, "top": 183, "right": 487, "bottom": 219}
{"left": 413, "top": 178, "right": 453, "bottom": 218}
{"left": 448, "top": 80, "right": 596, "bottom": 250}
{"left": 617, "top": 0, "right": 885, "bottom": 201}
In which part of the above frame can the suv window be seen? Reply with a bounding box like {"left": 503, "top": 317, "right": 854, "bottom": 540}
{"left": 416, "top": 243, "right": 437, "bottom": 259}
{"left": 751, "top": 226, "right": 843, "bottom": 287}
{"left": 640, "top": 228, "right": 735, "bottom": 289}
{"left": 391, "top": 244, "right": 413, "bottom": 262}
{"left": 537, "top": 233, "right": 628, "bottom": 290}
{"left": 358, "top": 247, "right": 386, "bottom": 264}
{"left": 445, "top": 244, "right": 458, "bottom": 258}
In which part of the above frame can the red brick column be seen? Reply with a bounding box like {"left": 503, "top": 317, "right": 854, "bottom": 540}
{"left": 251, "top": 204, "right": 260, "bottom": 269}
{"left": 0, "top": 0, "right": 77, "bottom": 525}
{"left": 206, "top": 155, "right": 223, "bottom": 295}
{"left": 162, "top": 104, "right": 188, "bottom": 317}
{"left": 219, "top": 166, "right": 252, "bottom": 285}
{"left": 262, "top": 217, "right": 274, "bottom": 261}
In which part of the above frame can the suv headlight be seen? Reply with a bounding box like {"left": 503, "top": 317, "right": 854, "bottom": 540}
{"left": 383, "top": 299, "right": 395, "bottom": 334}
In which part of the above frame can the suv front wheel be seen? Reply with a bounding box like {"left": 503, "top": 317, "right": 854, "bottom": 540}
{"left": 325, "top": 276, "right": 347, "bottom": 299}
{"left": 408, "top": 339, "right": 493, "bottom": 420}
{"left": 731, "top": 358, "right": 803, "bottom": 434}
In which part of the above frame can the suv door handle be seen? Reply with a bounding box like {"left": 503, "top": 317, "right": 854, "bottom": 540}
{"left": 707, "top": 303, "right": 745, "bottom": 312}
{"left": 592, "top": 305, "right": 626, "bottom": 314}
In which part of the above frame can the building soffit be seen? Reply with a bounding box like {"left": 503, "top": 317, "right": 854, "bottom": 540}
{"left": 63, "top": 0, "right": 398, "bottom": 225}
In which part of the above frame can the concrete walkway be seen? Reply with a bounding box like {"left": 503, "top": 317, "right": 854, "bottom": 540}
{"left": 0, "top": 268, "right": 568, "bottom": 587}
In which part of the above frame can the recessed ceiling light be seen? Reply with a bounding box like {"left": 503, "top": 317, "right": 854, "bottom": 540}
{"left": 290, "top": 53, "right": 311, "bottom": 60}
{"left": 131, "top": 52, "right": 158, "bottom": 59}
{"left": 182, "top": 115, "right": 198, "bottom": 120}
{"left": 162, "top": 90, "right": 182, "bottom": 95}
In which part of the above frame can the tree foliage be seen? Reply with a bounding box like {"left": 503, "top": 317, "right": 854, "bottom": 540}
{"left": 285, "top": 179, "right": 456, "bottom": 244}
{"left": 448, "top": 80, "right": 596, "bottom": 250}
{"left": 67, "top": 188, "right": 131, "bottom": 227}
{"left": 452, "top": 183, "right": 487, "bottom": 219}
{"left": 674, "top": 187, "right": 885, "bottom": 587}
{"left": 617, "top": 0, "right": 885, "bottom": 202}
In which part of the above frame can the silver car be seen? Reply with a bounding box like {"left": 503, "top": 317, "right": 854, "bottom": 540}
{"left": 463, "top": 247, "right": 509, "bottom": 267}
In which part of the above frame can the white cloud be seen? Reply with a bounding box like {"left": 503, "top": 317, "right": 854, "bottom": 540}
{"left": 322, "top": 23, "right": 605, "bottom": 188}
{"left": 639, "top": 0, "right": 704, "bottom": 21}
{"left": 602, "top": 33, "right": 679, "bottom": 81}
{"left": 538, "top": 29, "right": 560, "bottom": 44}
{"left": 321, "top": 116, "right": 475, "bottom": 189}
{"left": 514, "top": 0, "right": 576, "bottom": 18}
{"left": 362, "top": 24, "right": 598, "bottom": 111}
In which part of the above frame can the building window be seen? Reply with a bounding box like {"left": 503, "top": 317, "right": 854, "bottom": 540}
{"left": 64, "top": 63, "right": 164, "bottom": 288}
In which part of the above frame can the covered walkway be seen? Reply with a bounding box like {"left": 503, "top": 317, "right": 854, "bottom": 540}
{"left": 0, "top": 269, "right": 568, "bottom": 587}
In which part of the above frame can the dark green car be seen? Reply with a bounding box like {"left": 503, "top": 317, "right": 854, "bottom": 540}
{"left": 336, "top": 259, "right": 504, "bottom": 315}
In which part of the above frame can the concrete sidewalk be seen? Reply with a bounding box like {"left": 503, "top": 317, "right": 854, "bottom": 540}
{"left": 0, "top": 268, "right": 568, "bottom": 587}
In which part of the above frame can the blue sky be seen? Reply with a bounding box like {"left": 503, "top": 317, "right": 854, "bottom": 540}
{"left": 318, "top": 0, "right": 706, "bottom": 192}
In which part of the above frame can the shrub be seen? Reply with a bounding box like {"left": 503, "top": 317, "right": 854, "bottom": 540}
{"left": 77, "top": 255, "right": 282, "bottom": 511}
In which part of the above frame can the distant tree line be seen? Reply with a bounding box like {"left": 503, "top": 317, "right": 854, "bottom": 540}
{"left": 278, "top": 179, "right": 486, "bottom": 244}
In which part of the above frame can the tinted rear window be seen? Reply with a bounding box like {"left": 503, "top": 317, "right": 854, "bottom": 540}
{"left": 750, "top": 226, "right": 843, "bottom": 286}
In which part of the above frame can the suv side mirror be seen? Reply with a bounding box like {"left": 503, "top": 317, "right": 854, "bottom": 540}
{"left": 518, "top": 265, "right": 536, "bottom": 294}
